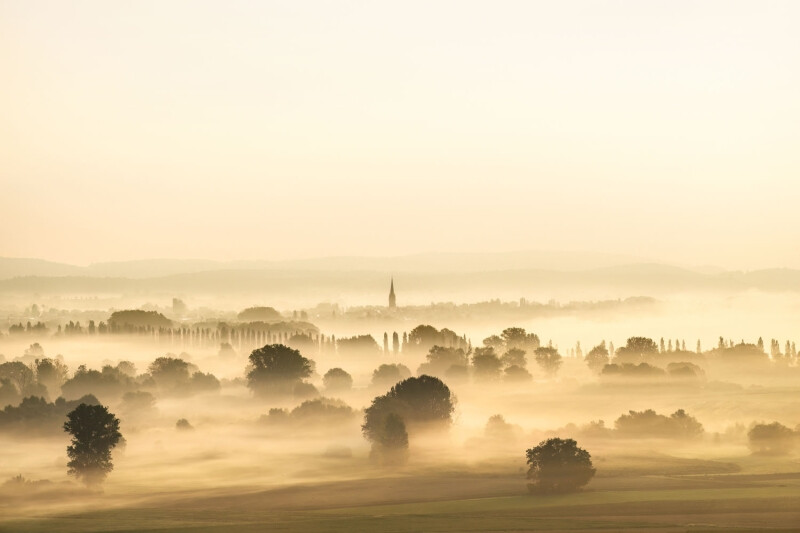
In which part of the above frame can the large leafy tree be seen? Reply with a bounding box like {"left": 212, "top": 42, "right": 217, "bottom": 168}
{"left": 526, "top": 438, "right": 595, "bottom": 493}
{"left": 246, "top": 344, "right": 312, "bottom": 397}
{"left": 362, "top": 375, "right": 454, "bottom": 443}
{"left": 63, "top": 403, "right": 122, "bottom": 487}
{"left": 371, "top": 413, "right": 409, "bottom": 465}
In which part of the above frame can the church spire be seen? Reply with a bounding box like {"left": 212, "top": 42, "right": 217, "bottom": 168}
{"left": 389, "top": 277, "right": 396, "bottom": 309}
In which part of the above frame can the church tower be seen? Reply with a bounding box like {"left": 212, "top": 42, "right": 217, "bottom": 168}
{"left": 388, "top": 277, "right": 396, "bottom": 309}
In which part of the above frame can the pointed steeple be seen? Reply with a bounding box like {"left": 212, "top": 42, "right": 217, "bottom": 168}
{"left": 388, "top": 277, "right": 396, "bottom": 309}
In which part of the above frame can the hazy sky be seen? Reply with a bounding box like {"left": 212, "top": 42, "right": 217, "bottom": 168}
{"left": 1, "top": 1, "right": 798, "bottom": 268}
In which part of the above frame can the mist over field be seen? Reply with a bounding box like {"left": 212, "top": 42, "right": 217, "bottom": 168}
{"left": 4, "top": 0, "right": 800, "bottom": 530}
{"left": 2, "top": 258, "right": 800, "bottom": 531}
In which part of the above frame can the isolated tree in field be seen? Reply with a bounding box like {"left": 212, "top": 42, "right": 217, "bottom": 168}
{"left": 246, "top": 344, "right": 312, "bottom": 397}
{"left": 534, "top": 346, "right": 562, "bottom": 376}
{"left": 63, "top": 403, "right": 122, "bottom": 487}
{"left": 584, "top": 342, "right": 609, "bottom": 373}
{"left": 362, "top": 375, "right": 454, "bottom": 444}
{"left": 525, "top": 438, "right": 595, "bottom": 494}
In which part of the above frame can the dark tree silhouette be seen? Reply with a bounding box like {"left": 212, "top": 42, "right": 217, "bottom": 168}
{"left": 362, "top": 375, "right": 454, "bottom": 444}
{"left": 525, "top": 438, "right": 595, "bottom": 493}
{"left": 63, "top": 403, "right": 122, "bottom": 487}
{"left": 246, "top": 344, "right": 312, "bottom": 397}
{"left": 371, "top": 412, "right": 409, "bottom": 465}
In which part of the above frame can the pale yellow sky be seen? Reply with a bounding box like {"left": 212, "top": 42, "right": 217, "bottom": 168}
{"left": 1, "top": 1, "right": 798, "bottom": 268}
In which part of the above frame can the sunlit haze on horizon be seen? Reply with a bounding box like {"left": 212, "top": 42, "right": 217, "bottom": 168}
{"left": 2, "top": 0, "right": 799, "bottom": 268}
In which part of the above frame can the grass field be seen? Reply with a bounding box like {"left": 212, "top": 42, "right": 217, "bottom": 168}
{"left": 4, "top": 454, "right": 800, "bottom": 532}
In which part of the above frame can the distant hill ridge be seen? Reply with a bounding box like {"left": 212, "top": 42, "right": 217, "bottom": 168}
{"left": 0, "top": 262, "right": 799, "bottom": 295}
{"left": 0, "top": 250, "right": 681, "bottom": 279}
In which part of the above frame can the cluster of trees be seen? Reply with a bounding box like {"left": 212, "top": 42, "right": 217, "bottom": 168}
{"left": 410, "top": 327, "right": 560, "bottom": 382}
{"left": 581, "top": 335, "right": 800, "bottom": 381}
{"left": 7, "top": 321, "right": 48, "bottom": 335}
{"left": 614, "top": 409, "right": 705, "bottom": 439}
{"left": 0, "top": 344, "right": 223, "bottom": 415}
{"left": 0, "top": 394, "right": 101, "bottom": 435}
{"left": 261, "top": 397, "right": 357, "bottom": 427}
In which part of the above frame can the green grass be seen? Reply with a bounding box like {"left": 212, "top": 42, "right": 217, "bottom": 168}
{"left": 4, "top": 479, "right": 800, "bottom": 532}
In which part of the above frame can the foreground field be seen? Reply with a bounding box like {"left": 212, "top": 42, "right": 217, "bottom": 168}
{"left": 4, "top": 455, "right": 800, "bottom": 532}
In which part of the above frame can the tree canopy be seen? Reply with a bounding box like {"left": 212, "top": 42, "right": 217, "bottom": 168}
{"left": 362, "top": 375, "right": 454, "bottom": 444}
{"left": 63, "top": 403, "right": 122, "bottom": 487}
{"left": 526, "top": 438, "right": 595, "bottom": 493}
{"left": 246, "top": 344, "right": 312, "bottom": 397}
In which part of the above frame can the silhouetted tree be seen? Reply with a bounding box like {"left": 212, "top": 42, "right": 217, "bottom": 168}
{"left": 323, "top": 368, "right": 353, "bottom": 393}
{"left": 362, "top": 375, "right": 454, "bottom": 444}
{"left": 371, "top": 363, "right": 412, "bottom": 389}
{"left": 371, "top": 412, "right": 409, "bottom": 465}
{"left": 525, "top": 438, "right": 595, "bottom": 493}
{"left": 246, "top": 344, "right": 312, "bottom": 398}
{"left": 336, "top": 335, "right": 381, "bottom": 357}
{"left": 63, "top": 403, "right": 122, "bottom": 487}
{"left": 614, "top": 337, "right": 659, "bottom": 364}
{"left": 148, "top": 357, "right": 192, "bottom": 390}
{"left": 615, "top": 409, "right": 703, "bottom": 439}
